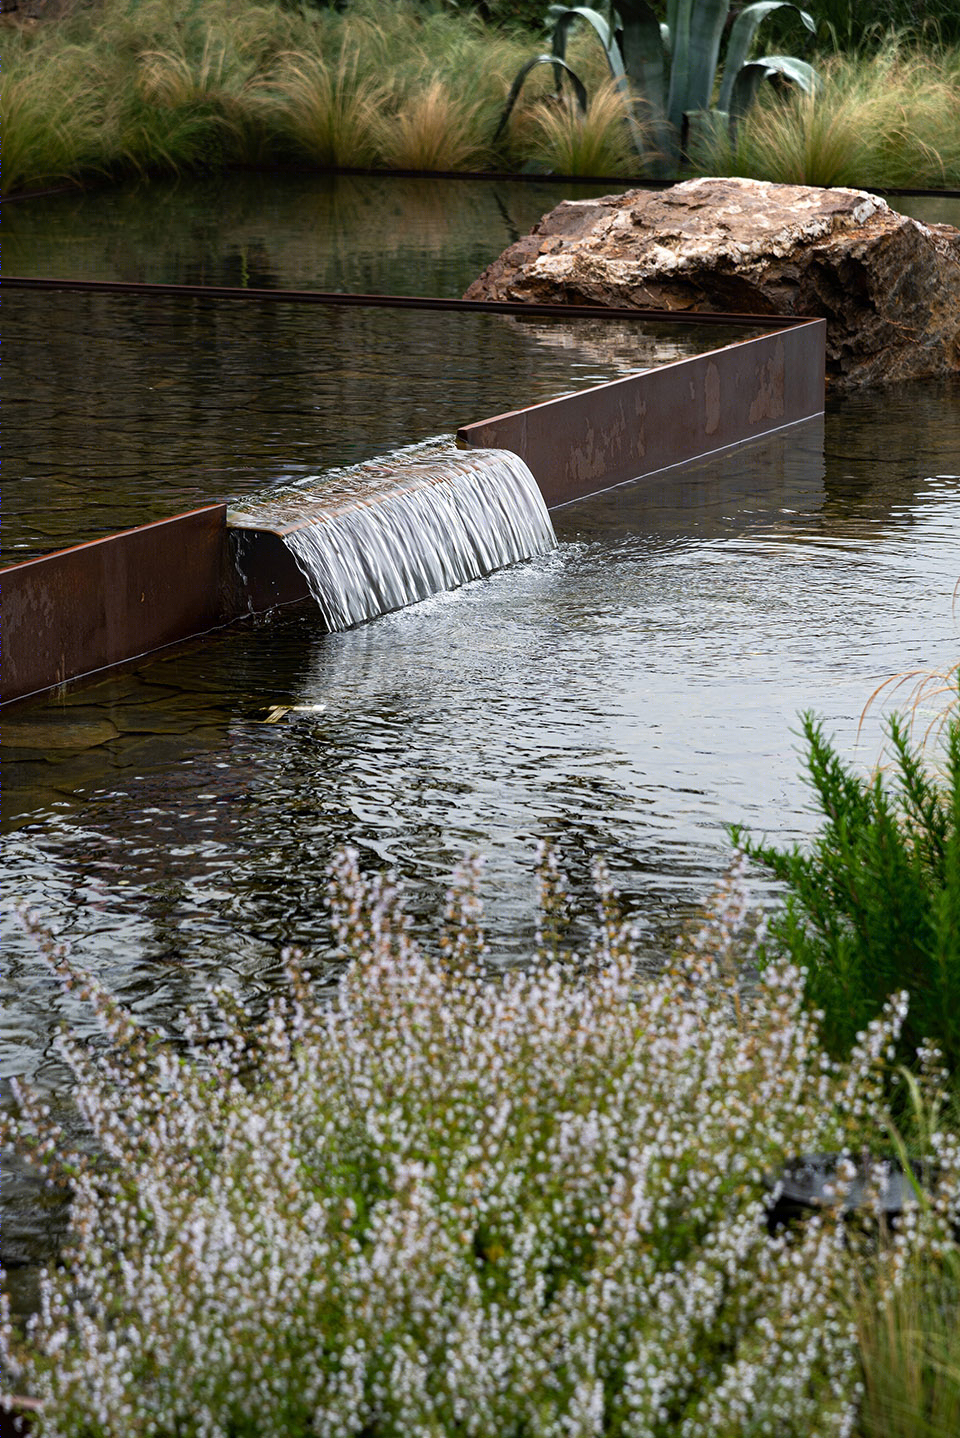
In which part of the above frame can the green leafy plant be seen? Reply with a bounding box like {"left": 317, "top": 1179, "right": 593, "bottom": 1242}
{"left": 498, "top": 0, "right": 819, "bottom": 176}
{"left": 732, "top": 701, "right": 960, "bottom": 1086}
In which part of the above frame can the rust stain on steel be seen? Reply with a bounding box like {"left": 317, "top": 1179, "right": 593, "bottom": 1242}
{"left": 457, "top": 321, "right": 825, "bottom": 509}
{"left": 1, "top": 506, "right": 228, "bottom": 704}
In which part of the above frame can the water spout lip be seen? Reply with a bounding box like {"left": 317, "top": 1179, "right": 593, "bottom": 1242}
{"left": 226, "top": 449, "right": 540, "bottom": 539}
{"left": 231, "top": 448, "right": 556, "bottom": 634}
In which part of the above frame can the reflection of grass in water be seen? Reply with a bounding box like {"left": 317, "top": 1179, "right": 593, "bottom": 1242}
{"left": 696, "top": 41, "right": 960, "bottom": 188}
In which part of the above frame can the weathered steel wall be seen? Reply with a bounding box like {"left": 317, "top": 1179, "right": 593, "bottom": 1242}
{"left": 457, "top": 321, "right": 826, "bottom": 508}
{"left": 1, "top": 506, "right": 228, "bottom": 704}
{"left": 2, "top": 321, "right": 826, "bottom": 705}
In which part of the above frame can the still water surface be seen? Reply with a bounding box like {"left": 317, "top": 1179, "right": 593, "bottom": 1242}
{"left": 3, "top": 174, "right": 959, "bottom": 1301}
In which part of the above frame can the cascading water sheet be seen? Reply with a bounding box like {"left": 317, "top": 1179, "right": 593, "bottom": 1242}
{"left": 232, "top": 446, "right": 557, "bottom": 630}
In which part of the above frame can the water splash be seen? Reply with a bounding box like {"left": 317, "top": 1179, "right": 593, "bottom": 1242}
{"left": 233, "top": 447, "right": 556, "bottom": 631}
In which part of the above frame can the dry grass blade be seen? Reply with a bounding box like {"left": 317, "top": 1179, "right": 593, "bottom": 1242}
{"left": 521, "top": 76, "right": 642, "bottom": 178}
{"left": 374, "top": 78, "right": 492, "bottom": 172}
{"left": 859, "top": 661, "right": 960, "bottom": 761}
{"left": 856, "top": 1247, "right": 960, "bottom": 1438}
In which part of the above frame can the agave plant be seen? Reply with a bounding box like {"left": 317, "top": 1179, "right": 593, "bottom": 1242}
{"left": 498, "top": 0, "right": 818, "bottom": 178}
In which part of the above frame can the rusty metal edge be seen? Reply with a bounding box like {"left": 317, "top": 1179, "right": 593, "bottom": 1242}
{"left": 457, "top": 320, "right": 826, "bottom": 508}
{"left": 4, "top": 275, "right": 807, "bottom": 329}
{"left": 547, "top": 410, "right": 825, "bottom": 511}
{"left": 1, "top": 505, "right": 223, "bottom": 572}
{"left": 0, "top": 614, "right": 250, "bottom": 710}
{"left": 2, "top": 321, "right": 825, "bottom": 706}
{"left": 1, "top": 505, "right": 231, "bottom": 707}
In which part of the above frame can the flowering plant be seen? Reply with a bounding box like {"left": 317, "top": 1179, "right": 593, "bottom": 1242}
{"left": 3, "top": 849, "right": 957, "bottom": 1437}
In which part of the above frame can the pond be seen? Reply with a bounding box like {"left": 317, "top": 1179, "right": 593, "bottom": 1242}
{"left": 3, "top": 172, "right": 960, "bottom": 1309}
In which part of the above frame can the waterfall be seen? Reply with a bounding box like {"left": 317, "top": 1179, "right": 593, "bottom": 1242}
{"left": 233, "top": 448, "right": 556, "bottom": 631}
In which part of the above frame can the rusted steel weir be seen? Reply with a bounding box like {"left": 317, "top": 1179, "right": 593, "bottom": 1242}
{"left": 1, "top": 283, "right": 825, "bottom": 705}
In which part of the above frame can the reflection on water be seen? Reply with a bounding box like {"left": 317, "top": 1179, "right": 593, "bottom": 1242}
{"left": 2, "top": 170, "right": 959, "bottom": 1311}
{"left": 3, "top": 394, "right": 959, "bottom": 1307}
{"left": 7, "top": 172, "right": 957, "bottom": 292}
{"left": 4, "top": 172, "right": 625, "bottom": 294}
{"left": 4, "top": 288, "right": 758, "bottom": 563}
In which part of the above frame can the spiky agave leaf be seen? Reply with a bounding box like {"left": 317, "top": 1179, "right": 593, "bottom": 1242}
{"left": 717, "top": 1, "right": 816, "bottom": 112}
{"left": 493, "top": 54, "right": 587, "bottom": 145}
{"left": 727, "top": 54, "right": 819, "bottom": 125}
{"left": 613, "top": 0, "right": 676, "bottom": 175}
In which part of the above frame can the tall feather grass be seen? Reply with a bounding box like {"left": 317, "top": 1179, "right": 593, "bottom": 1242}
{"left": 699, "top": 43, "right": 960, "bottom": 189}
{"left": 3, "top": 4, "right": 959, "bottom": 193}
{"left": 259, "top": 48, "right": 385, "bottom": 169}
{"left": 517, "top": 78, "right": 644, "bottom": 178}
{"left": 0, "top": 36, "right": 107, "bottom": 194}
{"left": 373, "top": 78, "right": 494, "bottom": 173}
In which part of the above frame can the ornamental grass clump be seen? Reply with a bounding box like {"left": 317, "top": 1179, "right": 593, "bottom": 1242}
{"left": 700, "top": 41, "right": 960, "bottom": 189}
{"left": 519, "top": 77, "right": 642, "bottom": 177}
{"left": 0, "top": 36, "right": 107, "bottom": 195}
{"left": 3, "top": 850, "right": 959, "bottom": 1436}
{"left": 258, "top": 47, "right": 386, "bottom": 169}
{"left": 372, "top": 78, "right": 494, "bottom": 173}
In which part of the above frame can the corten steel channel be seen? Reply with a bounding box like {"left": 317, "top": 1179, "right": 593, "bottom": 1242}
{"left": 2, "top": 283, "right": 826, "bottom": 705}
{"left": 4, "top": 274, "right": 806, "bottom": 328}
{"left": 457, "top": 321, "right": 826, "bottom": 509}
{"left": 1, "top": 507, "right": 230, "bottom": 705}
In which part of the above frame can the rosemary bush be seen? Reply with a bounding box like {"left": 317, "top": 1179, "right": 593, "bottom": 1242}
{"left": 3, "top": 850, "right": 959, "bottom": 1436}
{"left": 733, "top": 706, "right": 960, "bottom": 1086}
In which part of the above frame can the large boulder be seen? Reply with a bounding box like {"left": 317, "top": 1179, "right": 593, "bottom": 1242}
{"left": 465, "top": 177, "right": 960, "bottom": 390}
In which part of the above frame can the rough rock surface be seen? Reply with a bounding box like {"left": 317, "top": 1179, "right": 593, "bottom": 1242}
{"left": 465, "top": 177, "right": 960, "bottom": 390}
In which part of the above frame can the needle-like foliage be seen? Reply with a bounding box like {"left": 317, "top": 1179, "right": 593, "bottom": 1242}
{"left": 733, "top": 702, "right": 960, "bottom": 1086}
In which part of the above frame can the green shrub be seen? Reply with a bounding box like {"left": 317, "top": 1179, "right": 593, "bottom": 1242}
{"left": 732, "top": 703, "right": 960, "bottom": 1085}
